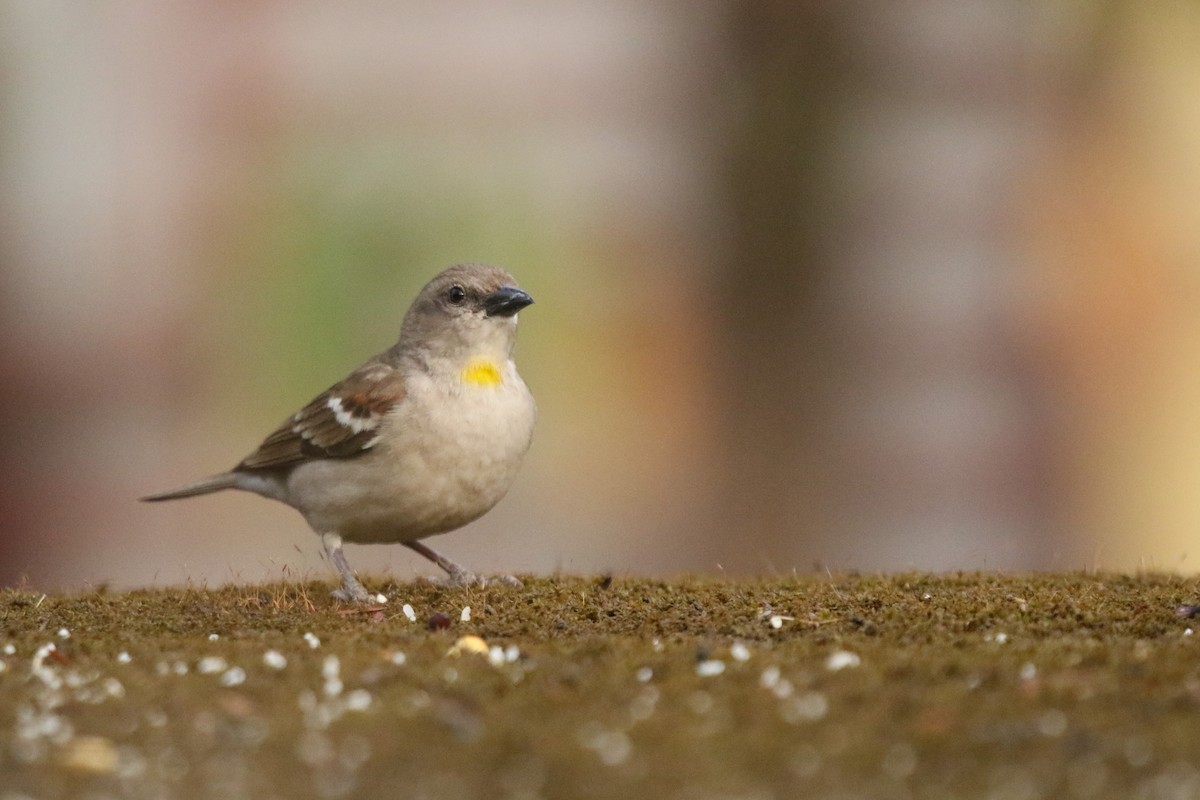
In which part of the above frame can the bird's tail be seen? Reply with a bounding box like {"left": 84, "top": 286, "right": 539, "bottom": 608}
{"left": 141, "top": 473, "right": 240, "bottom": 502}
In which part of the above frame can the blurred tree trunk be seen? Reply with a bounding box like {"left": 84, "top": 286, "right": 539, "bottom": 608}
{"left": 709, "top": 3, "right": 843, "bottom": 572}
{"left": 712, "top": 2, "right": 1053, "bottom": 572}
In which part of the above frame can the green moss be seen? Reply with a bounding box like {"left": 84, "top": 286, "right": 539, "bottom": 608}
{"left": 1, "top": 573, "right": 1198, "bottom": 798}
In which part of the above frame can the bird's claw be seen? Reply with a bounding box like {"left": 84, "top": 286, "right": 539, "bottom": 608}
{"left": 422, "top": 572, "right": 523, "bottom": 589}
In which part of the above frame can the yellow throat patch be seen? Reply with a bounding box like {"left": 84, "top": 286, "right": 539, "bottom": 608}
{"left": 462, "top": 359, "right": 503, "bottom": 387}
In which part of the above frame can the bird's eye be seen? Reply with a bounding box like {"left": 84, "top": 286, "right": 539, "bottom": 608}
{"left": 447, "top": 285, "right": 466, "bottom": 305}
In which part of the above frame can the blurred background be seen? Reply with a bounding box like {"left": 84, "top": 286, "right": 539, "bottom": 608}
{"left": 3, "top": 2, "right": 1200, "bottom": 591}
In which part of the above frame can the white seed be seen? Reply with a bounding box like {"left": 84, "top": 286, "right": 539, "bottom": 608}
{"left": 262, "top": 650, "right": 287, "bottom": 671}
{"left": 825, "top": 651, "right": 861, "bottom": 671}
{"left": 345, "top": 689, "right": 372, "bottom": 712}
{"left": 197, "top": 657, "right": 227, "bottom": 675}
{"left": 219, "top": 667, "right": 246, "bottom": 687}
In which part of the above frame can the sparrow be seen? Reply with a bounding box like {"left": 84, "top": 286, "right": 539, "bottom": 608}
{"left": 143, "top": 263, "right": 536, "bottom": 602}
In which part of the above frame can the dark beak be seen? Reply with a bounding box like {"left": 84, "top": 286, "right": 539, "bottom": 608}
{"left": 484, "top": 285, "right": 534, "bottom": 317}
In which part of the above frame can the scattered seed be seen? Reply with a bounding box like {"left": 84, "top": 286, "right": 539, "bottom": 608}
{"left": 220, "top": 667, "right": 246, "bottom": 687}
{"left": 780, "top": 691, "right": 828, "bottom": 724}
{"left": 696, "top": 659, "right": 726, "bottom": 677}
{"left": 461, "top": 607, "right": 472, "bottom": 622}
{"left": 116, "top": 652, "right": 132, "bottom": 664}
{"left": 825, "top": 651, "right": 861, "bottom": 672}
{"left": 262, "top": 650, "right": 287, "bottom": 671}
{"left": 197, "top": 657, "right": 228, "bottom": 675}
{"left": 345, "top": 689, "right": 372, "bottom": 712}
{"left": 303, "top": 632, "right": 321, "bottom": 649}
{"left": 730, "top": 642, "right": 751, "bottom": 662}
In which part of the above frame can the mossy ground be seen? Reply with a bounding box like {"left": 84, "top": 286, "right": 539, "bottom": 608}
{"left": 2, "top": 573, "right": 1200, "bottom": 799}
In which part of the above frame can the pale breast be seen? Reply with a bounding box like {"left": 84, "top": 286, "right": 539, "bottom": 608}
{"left": 287, "top": 364, "right": 535, "bottom": 543}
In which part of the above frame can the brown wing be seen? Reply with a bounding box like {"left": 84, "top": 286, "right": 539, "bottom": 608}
{"left": 236, "top": 360, "right": 406, "bottom": 472}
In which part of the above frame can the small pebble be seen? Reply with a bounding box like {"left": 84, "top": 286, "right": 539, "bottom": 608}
{"left": 402, "top": 604, "right": 416, "bottom": 622}
{"left": 303, "top": 632, "right": 321, "bottom": 649}
{"left": 59, "top": 736, "right": 118, "bottom": 773}
{"left": 448, "top": 635, "right": 489, "bottom": 657}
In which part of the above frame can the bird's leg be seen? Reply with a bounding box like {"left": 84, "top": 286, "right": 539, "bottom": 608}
{"left": 404, "top": 540, "right": 523, "bottom": 588}
{"left": 322, "top": 532, "right": 374, "bottom": 603}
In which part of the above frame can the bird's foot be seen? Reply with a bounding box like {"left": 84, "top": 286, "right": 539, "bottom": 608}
{"left": 331, "top": 580, "right": 385, "bottom": 604}
{"left": 422, "top": 570, "right": 524, "bottom": 589}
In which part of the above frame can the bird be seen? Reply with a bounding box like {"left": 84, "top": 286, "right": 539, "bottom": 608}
{"left": 143, "top": 263, "right": 536, "bottom": 602}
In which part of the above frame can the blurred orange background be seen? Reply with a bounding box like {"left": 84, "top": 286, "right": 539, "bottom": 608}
{"left": 3, "top": 2, "right": 1200, "bottom": 591}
